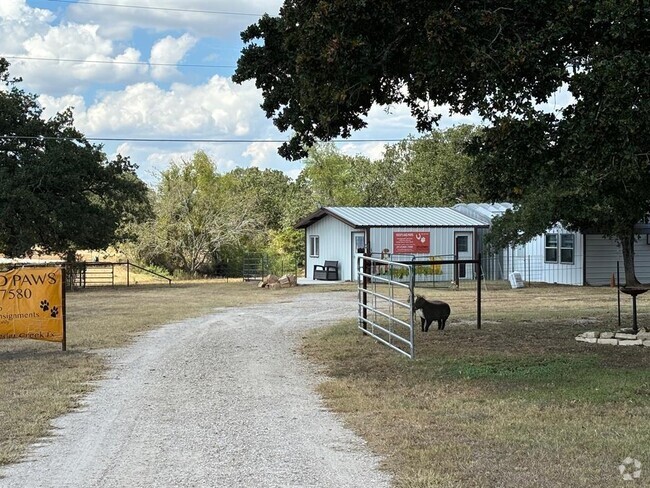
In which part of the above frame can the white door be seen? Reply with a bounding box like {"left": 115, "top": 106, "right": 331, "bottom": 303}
{"left": 454, "top": 232, "right": 473, "bottom": 279}
{"left": 351, "top": 232, "right": 366, "bottom": 281}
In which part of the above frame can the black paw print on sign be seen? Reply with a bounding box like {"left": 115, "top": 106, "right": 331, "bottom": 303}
{"left": 40, "top": 300, "right": 50, "bottom": 311}
{"left": 50, "top": 306, "right": 59, "bottom": 318}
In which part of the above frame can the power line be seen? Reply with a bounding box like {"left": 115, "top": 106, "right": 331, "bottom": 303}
{"left": 2, "top": 55, "right": 236, "bottom": 69}
{"left": 45, "top": 0, "right": 264, "bottom": 17}
{"left": 1, "top": 135, "right": 402, "bottom": 144}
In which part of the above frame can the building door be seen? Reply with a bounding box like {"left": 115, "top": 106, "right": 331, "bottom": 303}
{"left": 454, "top": 231, "right": 473, "bottom": 279}
{"left": 351, "top": 231, "right": 366, "bottom": 281}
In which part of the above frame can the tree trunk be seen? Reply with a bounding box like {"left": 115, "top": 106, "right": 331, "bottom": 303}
{"left": 619, "top": 233, "right": 641, "bottom": 287}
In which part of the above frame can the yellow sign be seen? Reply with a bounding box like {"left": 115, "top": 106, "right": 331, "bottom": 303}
{"left": 0, "top": 267, "right": 65, "bottom": 347}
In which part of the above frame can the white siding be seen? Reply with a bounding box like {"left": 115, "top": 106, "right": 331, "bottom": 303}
{"left": 305, "top": 216, "right": 355, "bottom": 280}
{"left": 585, "top": 235, "right": 650, "bottom": 285}
{"left": 518, "top": 231, "right": 583, "bottom": 285}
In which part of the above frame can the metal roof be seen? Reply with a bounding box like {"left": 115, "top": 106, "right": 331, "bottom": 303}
{"left": 452, "top": 203, "right": 513, "bottom": 224}
{"left": 295, "top": 207, "right": 488, "bottom": 229}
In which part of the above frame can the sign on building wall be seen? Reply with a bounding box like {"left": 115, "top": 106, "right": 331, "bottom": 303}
{"left": 393, "top": 232, "right": 431, "bottom": 254}
{"left": 0, "top": 267, "right": 66, "bottom": 350}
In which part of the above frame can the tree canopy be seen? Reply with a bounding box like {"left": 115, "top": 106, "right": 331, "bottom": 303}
{"left": 0, "top": 59, "right": 149, "bottom": 258}
{"left": 235, "top": 1, "right": 649, "bottom": 285}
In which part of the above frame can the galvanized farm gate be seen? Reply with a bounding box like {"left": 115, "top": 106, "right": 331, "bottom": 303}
{"left": 357, "top": 253, "right": 484, "bottom": 360}
{"left": 357, "top": 255, "right": 416, "bottom": 359}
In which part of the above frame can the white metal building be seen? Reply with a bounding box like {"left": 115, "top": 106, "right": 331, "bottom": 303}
{"left": 453, "top": 203, "right": 650, "bottom": 286}
{"left": 295, "top": 207, "right": 488, "bottom": 281}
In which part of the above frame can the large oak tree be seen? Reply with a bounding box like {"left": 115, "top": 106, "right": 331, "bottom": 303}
{"left": 234, "top": 1, "right": 649, "bottom": 286}
{"left": 0, "top": 60, "right": 149, "bottom": 259}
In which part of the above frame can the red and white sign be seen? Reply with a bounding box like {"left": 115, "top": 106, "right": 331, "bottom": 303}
{"left": 393, "top": 232, "right": 430, "bottom": 254}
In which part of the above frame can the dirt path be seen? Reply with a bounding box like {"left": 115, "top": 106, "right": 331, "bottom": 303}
{"left": 0, "top": 291, "right": 390, "bottom": 488}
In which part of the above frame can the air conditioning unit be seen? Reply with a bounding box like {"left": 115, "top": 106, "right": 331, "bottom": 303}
{"left": 509, "top": 272, "right": 525, "bottom": 289}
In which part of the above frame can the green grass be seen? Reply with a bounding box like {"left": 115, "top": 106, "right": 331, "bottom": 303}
{"left": 303, "top": 284, "right": 650, "bottom": 487}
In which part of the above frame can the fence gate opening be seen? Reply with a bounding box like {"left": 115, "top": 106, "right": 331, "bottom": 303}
{"left": 357, "top": 255, "right": 415, "bottom": 359}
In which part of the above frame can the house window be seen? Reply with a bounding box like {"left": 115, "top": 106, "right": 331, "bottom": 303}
{"left": 545, "top": 234, "right": 558, "bottom": 263}
{"left": 309, "top": 235, "right": 320, "bottom": 258}
{"left": 560, "top": 234, "right": 575, "bottom": 264}
{"left": 456, "top": 235, "right": 469, "bottom": 253}
{"left": 545, "top": 233, "right": 575, "bottom": 264}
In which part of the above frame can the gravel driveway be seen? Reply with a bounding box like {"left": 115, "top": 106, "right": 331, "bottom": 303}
{"left": 0, "top": 291, "right": 390, "bottom": 488}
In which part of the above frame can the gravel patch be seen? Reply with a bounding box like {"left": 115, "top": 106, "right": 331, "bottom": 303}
{"left": 0, "top": 291, "right": 390, "bottom": 488}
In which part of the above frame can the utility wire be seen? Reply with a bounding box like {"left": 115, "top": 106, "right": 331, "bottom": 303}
{"left": 2, "top": 55, "right": 236, "bottom": 69}
{"left": 1, "top": 135, "right": 402, "bottom": 144}
{"left": 45, "top": 0, "right": 264, "bottom": 17}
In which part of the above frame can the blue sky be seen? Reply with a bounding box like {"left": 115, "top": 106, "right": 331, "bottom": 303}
{"left": 2, "top": 1, "right": 569, "bottom": 185}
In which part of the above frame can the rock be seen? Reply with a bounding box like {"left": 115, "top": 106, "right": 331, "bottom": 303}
{"left": 582, "top": 331, "right": 600, "bottom": 339}
{"left": 269, "top": 282, "right": 281, "bottom": 289}
{"left": 584, "top": 337, "right": 598, "bottom": 344}
{"left": 287, "top": 274, "right": 298, "bottom": 286}
{"left": 575, "top": 337, "right": 589, "bottom": 343}
{"left": 637, "top": 331, "right": 650, "bottom": 341}
{"left": 265, "top": 274, "right": 279, "bottom": 285}
{"left": 599, "top": 332, "right": 615, "bottom": 339}
{"left": 619, "top": 339, "right": 643, "bottom": 346}
{"left": 644, "top": 340, "right": 650, "bottom": 347}
{"left": 257, "top": 280, "right": 267, "bottom": 288}
{"left": 619, "top": 328, "right": 637, "bottom": 334}
{"left": 597, "top": 338, "right": 619, "bottom": 345}
{"left": 615, "top": 333, "right": 637, "bottom": 340}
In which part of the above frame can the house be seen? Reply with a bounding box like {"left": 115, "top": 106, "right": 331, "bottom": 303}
{"left": 294, "top": 207, "right": 488, "bottom": 281}
{"left": 453, "top": 203, "right": 650, "bottom": 286}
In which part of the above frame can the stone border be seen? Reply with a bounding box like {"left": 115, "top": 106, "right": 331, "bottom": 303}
{"left": 576, "top": 329, "right": 650, "bottom": 347}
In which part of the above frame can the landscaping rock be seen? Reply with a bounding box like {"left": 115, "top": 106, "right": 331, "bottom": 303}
{"left": 599, "top": 332, "right": 615, "bottom": 339}
{"left": 644, "top": 340, "right": 650, "bottom": 347}
{"left": 619, "top": 339, "right": 643, "bottom": 346}
{"left": 637, "top": 331, "right": 650, "bottom": 341}
{"left": 575, "top": 337, "right": 589, "bottom": 343}
{"left": 582, "top": 331, "right": 600, "bottom": 339}
{"left": 615, "top": 333, "right": 637, "bottom": 340}
{"left": 597, "top": 338, "right": 619, "bottom": 345}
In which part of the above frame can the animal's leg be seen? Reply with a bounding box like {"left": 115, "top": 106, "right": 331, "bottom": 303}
{"left": 440, "top": 318, "right": 447, "bottom": 330}
{"left": 424, "top": 319, "right": 432, "bottom": 332}
{"left": 420, "top": 317, "right": 426, "bottom": 332}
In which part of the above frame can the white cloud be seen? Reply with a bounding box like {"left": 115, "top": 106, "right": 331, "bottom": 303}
{"left": 65, "top": 0, "right": 283, "bottom": 39}
{"left": 149, "top": 33, "right": 197, "bottom": 80}
{"left": 242, "top": 141, "right": 278, "bottom": 168}
{"left": 0, "top": 0, "right": 54, "bottom": 54}
{"left": 338, "top": 141, "right": 387, "bottom": 161}
{"left": 38, "top": 93, "right": 86, "bottom": 120}
{"left": 56, "top": 75, "right": 263, "bottom": 138}
{"left": 6, "top": 21, "right": 146, "bottom": 95}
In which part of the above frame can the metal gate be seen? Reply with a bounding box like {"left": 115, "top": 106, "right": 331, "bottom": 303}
{"left": 357, "top": 255, "right": 416, "bottom": 359}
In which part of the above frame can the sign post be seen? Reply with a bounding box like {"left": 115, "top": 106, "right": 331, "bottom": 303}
{"left": 0, "top": 266, "right": 66, "bottom": 350}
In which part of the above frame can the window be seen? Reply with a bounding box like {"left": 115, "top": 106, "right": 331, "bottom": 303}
{"left": 309, "top": 235, "right": 320, "bottom": 257}
{"left": 456, "top": 235, "right": 469, "bottom": 253}
{"left": 560, "top": 234, "right": 575, "bottom": 264}
{"left": 545, "top": 233, "right": 575, "bottom": 264}
{"left": 545, "top": 234, "right": 558, "bottom": 262}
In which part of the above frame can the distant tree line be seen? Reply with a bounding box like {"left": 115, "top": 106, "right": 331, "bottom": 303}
{"left": 126, "top": 124, "right": 483, "bottom": 276}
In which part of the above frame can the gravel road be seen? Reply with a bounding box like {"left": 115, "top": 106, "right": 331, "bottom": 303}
{"left": 0, "top": 291, "right": 391, "bottom": 488}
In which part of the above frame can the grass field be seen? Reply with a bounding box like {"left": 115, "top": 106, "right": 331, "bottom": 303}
{"left": 0, "top": 280, "right": 342, "bottom": 467}
{"left": 303, "top": 283, "right": 650, "bottom": 487}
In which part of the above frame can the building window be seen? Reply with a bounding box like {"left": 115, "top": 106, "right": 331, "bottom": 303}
{"left": 545, "top": 234, "right": 558, "bottom": 263}
{"left": 309, "top": 235, "right": 320, "bottom": 258}
{"left": 545, "top": 233, "right": 575, "bottom": 264}
{"left": 456, "top": 235, "right": 469, "bottom": 253}
{"left": 560, "top": 234, "right": 575, "bottom": 264}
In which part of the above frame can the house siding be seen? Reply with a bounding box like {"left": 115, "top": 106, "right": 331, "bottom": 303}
{"left": 585, "top": 235, "right": 650, "bottom": 285}
{"left": 305, "top": 216, "right": 355, "bottom": 280}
